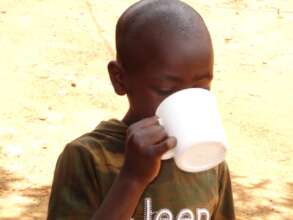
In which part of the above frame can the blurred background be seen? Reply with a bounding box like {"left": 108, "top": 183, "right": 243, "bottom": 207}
{"left": 0, "top": 0, "right": 292, "bottom": 219}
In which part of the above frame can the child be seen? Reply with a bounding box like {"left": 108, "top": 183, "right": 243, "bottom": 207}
{"left": 47, "top": 0, "right": 235, "bottom": 219}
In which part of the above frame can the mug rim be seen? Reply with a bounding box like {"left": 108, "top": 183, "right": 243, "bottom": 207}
{"left": 155, "top": 88, "right": 213, "bottom": 115}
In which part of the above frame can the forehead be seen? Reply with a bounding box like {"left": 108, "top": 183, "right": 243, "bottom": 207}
{"left": 135, "top": 35, "right": 214, "bottom": 81}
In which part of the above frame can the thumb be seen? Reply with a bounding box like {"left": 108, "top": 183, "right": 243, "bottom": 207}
{"left": 152, "top": 137, "right": 177, "bottom": 157}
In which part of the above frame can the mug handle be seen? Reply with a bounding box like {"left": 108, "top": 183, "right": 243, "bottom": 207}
{"left": 158, "top": 117, "right": 175, "bottom": 160}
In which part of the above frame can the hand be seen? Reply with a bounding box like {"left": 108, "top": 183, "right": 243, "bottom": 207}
{"left": 120, "top": 116, "right": 177, "bottom": 186}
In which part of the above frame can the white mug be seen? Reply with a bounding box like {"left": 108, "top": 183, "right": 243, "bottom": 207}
{"left": 155, "top": 88, "right": 228, "bottom": 172}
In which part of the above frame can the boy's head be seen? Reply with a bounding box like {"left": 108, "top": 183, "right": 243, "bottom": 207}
{"left": 108, "top": 0, "right": 214, "bottom": 124}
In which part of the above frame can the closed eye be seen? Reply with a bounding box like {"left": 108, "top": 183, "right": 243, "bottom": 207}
{"left": 153, "top": 88, "right": 175, "bottom": 96}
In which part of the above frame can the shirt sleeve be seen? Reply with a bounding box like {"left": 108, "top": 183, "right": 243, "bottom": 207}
{"left": 212, "top": 161, "right": 235, "bottom": 220}
{"left": 47, "top": 143, "right": 102, "bottom": 220}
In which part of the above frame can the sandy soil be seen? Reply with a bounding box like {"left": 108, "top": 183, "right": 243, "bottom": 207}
{"left": 0, "top": 0, "right": 292, "bottom": 219}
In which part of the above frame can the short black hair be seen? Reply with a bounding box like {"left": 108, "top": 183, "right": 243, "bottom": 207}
{"left": 115, "top": 0, "right": 210, "bottom": 72}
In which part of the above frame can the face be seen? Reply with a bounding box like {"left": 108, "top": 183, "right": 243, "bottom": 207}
{"left": 109, "top": 36, "right": 214, "bottom": 124}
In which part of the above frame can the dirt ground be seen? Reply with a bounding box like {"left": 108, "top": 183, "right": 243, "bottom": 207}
{"left": 0, "top": 0, "right": 292, "bottom": 219}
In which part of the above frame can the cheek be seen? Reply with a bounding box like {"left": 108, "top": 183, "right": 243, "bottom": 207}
{"left": 149, "top": 97, "right": 164, "bottom": 114}
{"left": 129, "top": 89, "right": 163, "bottom": 117}
{"left": 139, "top": 93, "right": 162, "bottom": 116}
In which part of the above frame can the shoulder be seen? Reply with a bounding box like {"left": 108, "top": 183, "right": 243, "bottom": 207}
{"left": 54, "top": 140, "right": 97, "bottom": 178}
{"left": 213, "top": 161, "right": 231, "bottom": 182}
{"left": 213, "top": 161, "right": 233, "bottom": 197}
{"left": 64, "top": 131, "right": 105, "bottom": 156}
{"left": 217, "top": 161, "right": 229, "bottom": 173}
{"left": 60, "top": 129, "right": 125, "bottom": 173}
{"left": 68, "top": 119, "right": 127, "bottom": 154}
{"left": 217, "top": 161, "right": 230, "bottom": 174}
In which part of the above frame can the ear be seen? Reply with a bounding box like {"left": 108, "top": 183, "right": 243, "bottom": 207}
{"left": 107, "top": 60, "right": 127, "bottom": 96}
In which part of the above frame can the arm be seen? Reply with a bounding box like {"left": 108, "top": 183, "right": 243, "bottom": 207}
{"left": 47, "top": 116, "right": 176, "bottom": 220}
{"left": 91, "top": 116, "right": 176, "bottom": 220}
{"left": 90, "top": 171, "right": 147, "bottom": 220}
{"left": 48, "top": 144, "right": 147, "bottom": 220}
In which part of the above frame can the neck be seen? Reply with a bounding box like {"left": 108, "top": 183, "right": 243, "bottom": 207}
{"left": 122, "top": 109, "right": 141, "bottom": 126}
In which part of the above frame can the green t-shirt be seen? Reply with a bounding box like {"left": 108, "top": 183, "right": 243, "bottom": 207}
{"left": 47, "top": 119, "right": 235, "bottom": 220}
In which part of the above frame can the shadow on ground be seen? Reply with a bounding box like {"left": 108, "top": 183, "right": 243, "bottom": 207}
{"left": 232, "top": 174, "right": 293, "bottom": 220}
{"left": 0, "top": 166, "right": 50, "bottom": 220}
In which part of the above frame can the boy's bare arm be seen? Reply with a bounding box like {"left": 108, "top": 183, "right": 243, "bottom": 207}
{"left": 91, "top": 116, "right": 176, "bottom": 220}
{"left": 90, "top": 170, "right": 146, "bottom": 220}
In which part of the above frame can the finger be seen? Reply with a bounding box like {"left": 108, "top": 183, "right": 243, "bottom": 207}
{"left": 139, "top": 125, "right": 168, "bottom": 146}
{"left": 133, "top": 116, "right": 159, "bottom": 129}
{"left": 127, "top": 116, "right": 160, "bottom": 137}
{"left": 148, "top": 137, "right": 177, "bottom": 158}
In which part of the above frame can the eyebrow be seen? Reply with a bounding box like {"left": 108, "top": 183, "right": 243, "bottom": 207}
{"left": 156, "top": 74, "right": 183, "bottom": 82}
{"left": 152, "top": 72, "right": 212, "bottom": 82}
